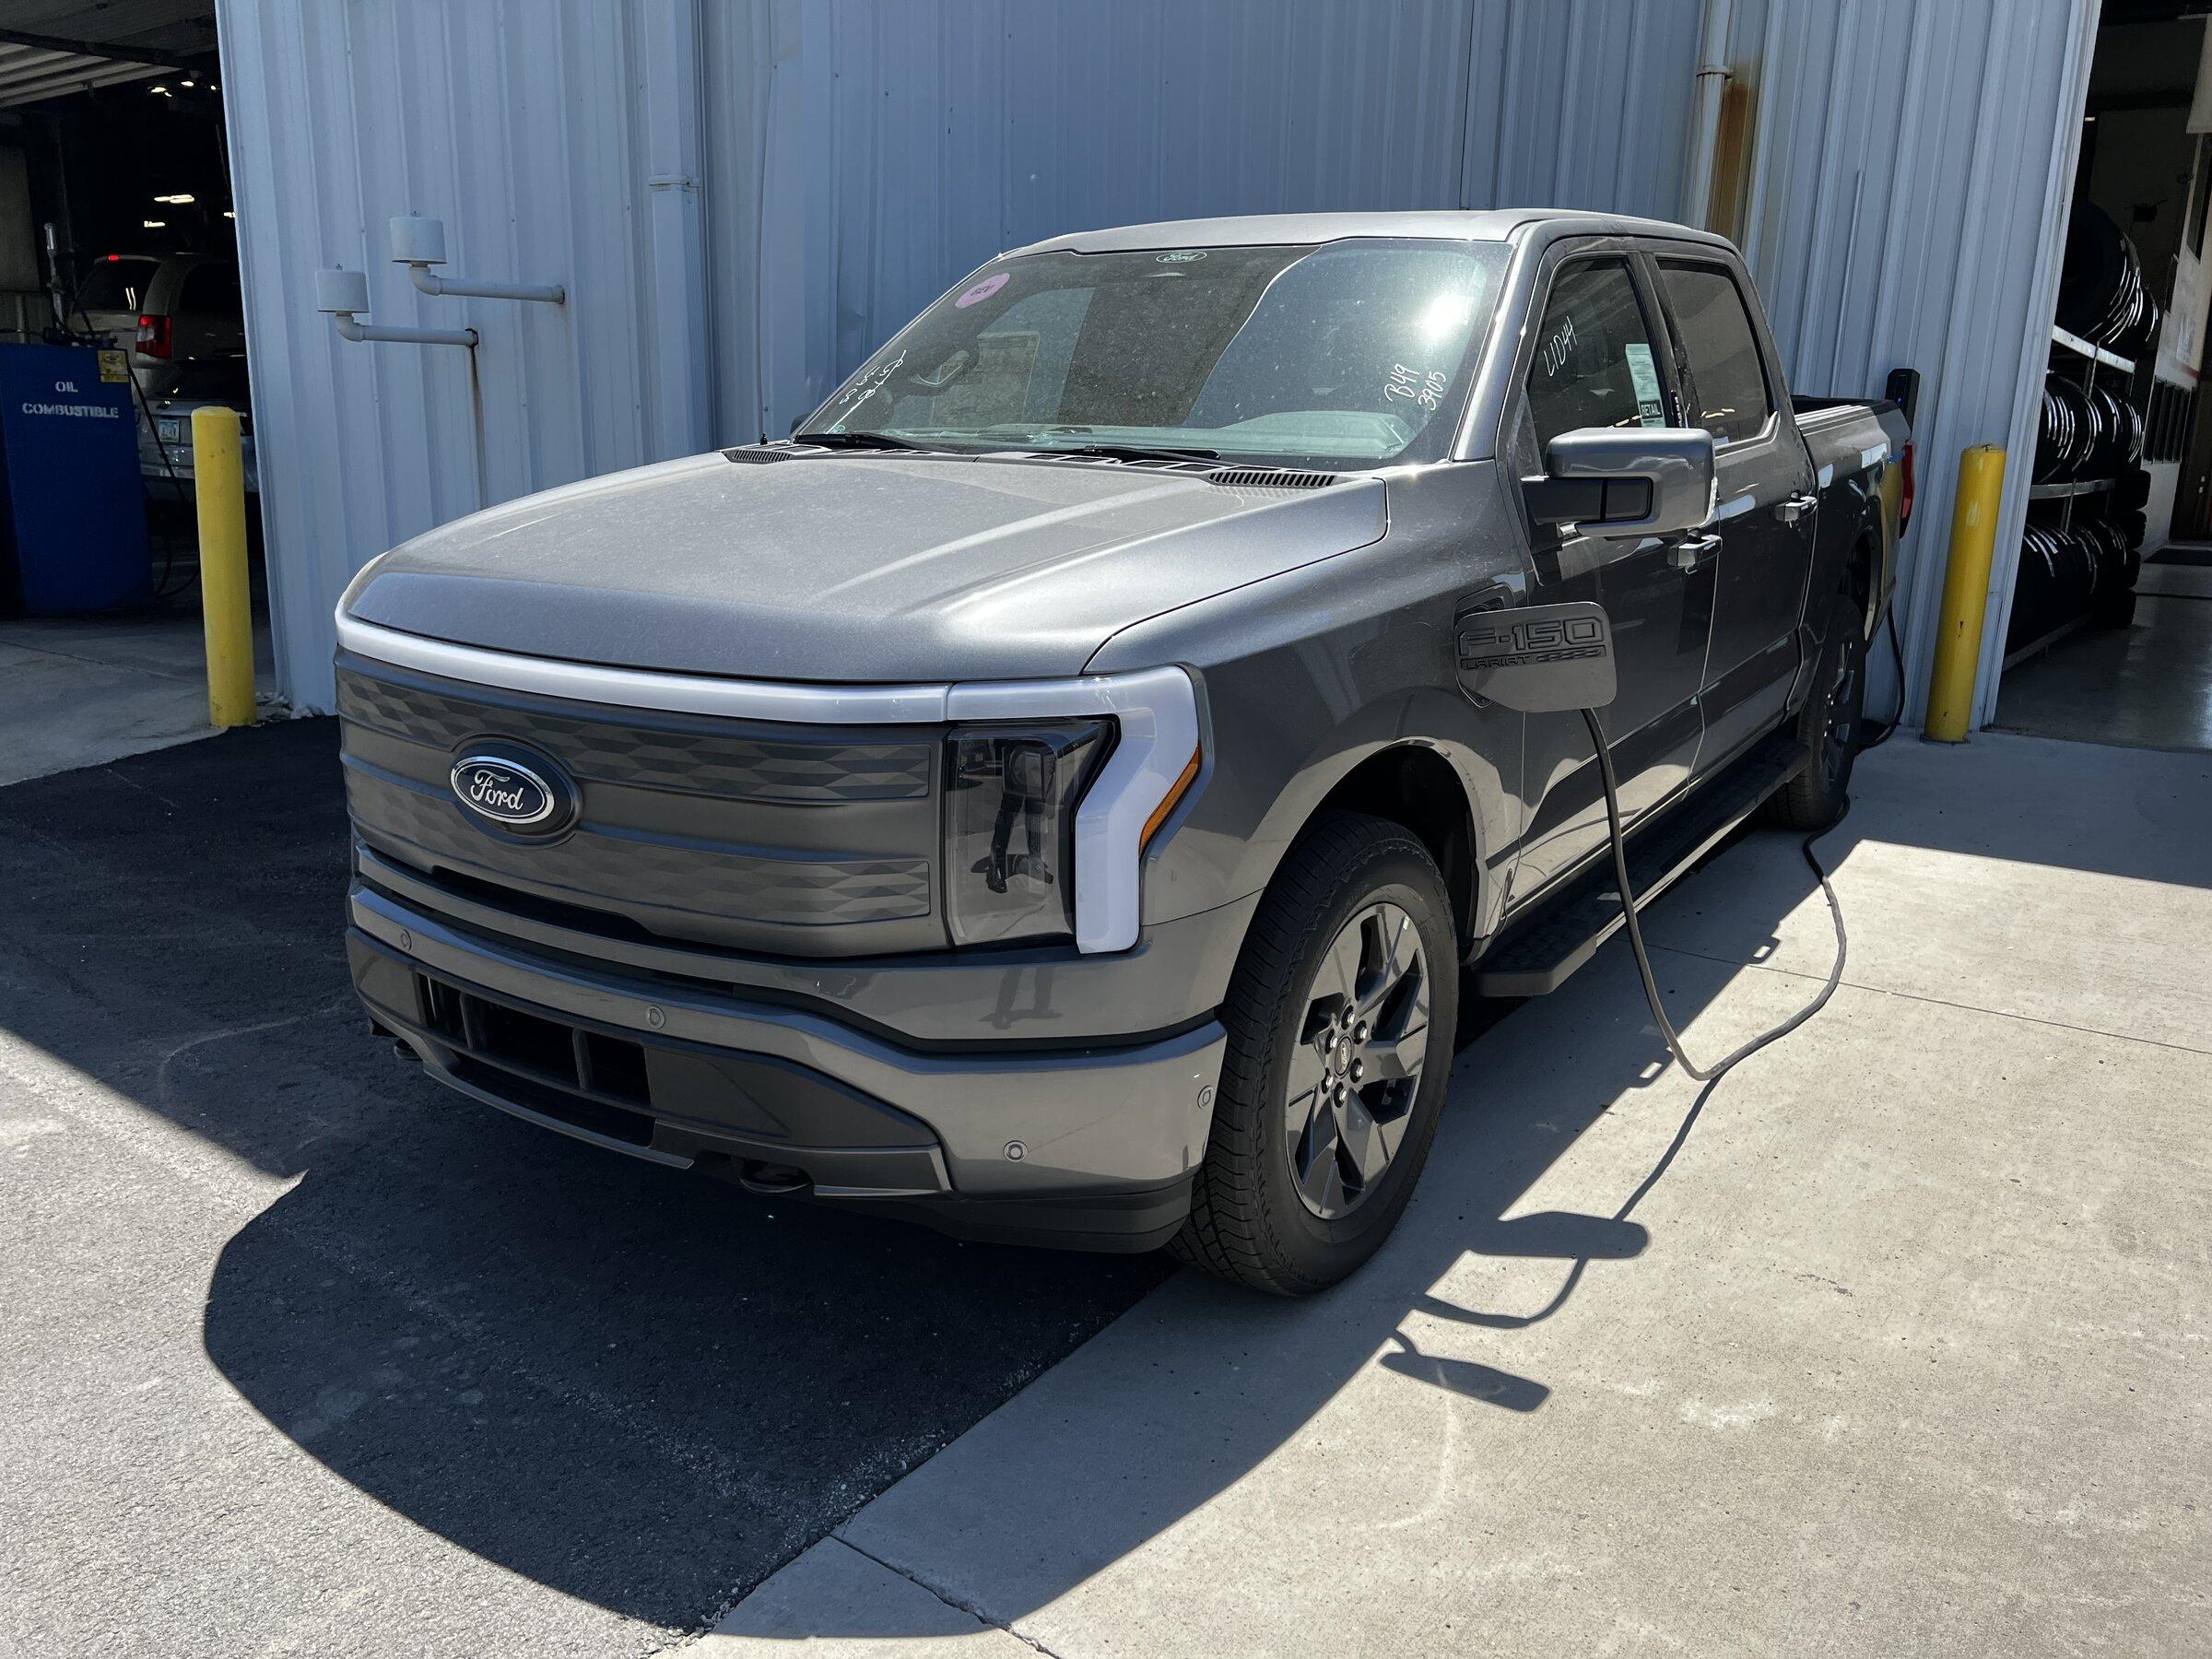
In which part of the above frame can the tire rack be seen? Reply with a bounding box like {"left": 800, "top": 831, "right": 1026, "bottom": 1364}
{"left": 2008, "top": 324, "right": 2136, "bottom": 669}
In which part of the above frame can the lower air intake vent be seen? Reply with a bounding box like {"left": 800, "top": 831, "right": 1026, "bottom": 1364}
{"left": 722, "top": 445, "right": 794, "bottom": 464}
{"left": 1205, "top": 467, "right": 1342, "bottom": 489}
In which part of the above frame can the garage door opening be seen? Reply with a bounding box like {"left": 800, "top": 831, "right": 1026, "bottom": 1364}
{"left": 1994, "top": 1, "right": 2212, "bottom": 754}
{"left": 0, "top": 4, "right": 268, "bottom": 786}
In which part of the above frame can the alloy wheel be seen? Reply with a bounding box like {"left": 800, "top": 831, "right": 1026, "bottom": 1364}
{"left": 1283, "top": 900, "right": 1430, "bottom": 1219}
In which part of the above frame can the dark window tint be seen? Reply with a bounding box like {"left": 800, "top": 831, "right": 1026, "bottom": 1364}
{"left": 1523, "top": 260, "right": 1668, "bottom": 449}
{"left": 179, "top": 261, "right": 241, "bottom": 318}
{"left": 1659, "top": 262, "right": 1771, "bottom": 444}
{"left": 76, "top": 255, "right": 157, "bottom": 312}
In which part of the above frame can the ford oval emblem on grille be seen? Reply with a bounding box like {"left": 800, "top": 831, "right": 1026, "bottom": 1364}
{"left": 451, "top": 751, "right": 571, "bottom": 834}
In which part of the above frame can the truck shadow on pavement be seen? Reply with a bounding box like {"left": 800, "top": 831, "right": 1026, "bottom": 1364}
{"left": 2, "top": 720, "right": 1877, "bottom": 1640}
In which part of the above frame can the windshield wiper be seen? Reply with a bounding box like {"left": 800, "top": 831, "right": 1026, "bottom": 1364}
{"left": 1032, "top": 441, "right": 1221, "bottom": 465}
{"left": 794, "top": 430, "right": 936, "bottom": 453}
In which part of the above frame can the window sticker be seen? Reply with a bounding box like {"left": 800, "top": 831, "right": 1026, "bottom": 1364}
{"left": 955, "top": 272, "right": 1009, "bottom": 309}
{"left": 1624, "top": 343, "right": 1666, "bottom": 428}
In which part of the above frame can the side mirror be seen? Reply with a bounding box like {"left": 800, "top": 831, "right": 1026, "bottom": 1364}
{"left": 1524, "top": 427, "right": 1716, "bottom": 538}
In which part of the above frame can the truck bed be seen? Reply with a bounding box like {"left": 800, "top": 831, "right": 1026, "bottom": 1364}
{"left": 1793, "top": 394, "right": 1909, "bottom": 484}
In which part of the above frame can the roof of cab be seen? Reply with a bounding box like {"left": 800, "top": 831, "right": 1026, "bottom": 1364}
{"left": 1006, "top": 208, "right": 1737, "bottom": 258}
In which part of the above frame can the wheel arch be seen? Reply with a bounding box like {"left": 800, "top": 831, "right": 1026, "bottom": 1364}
{"left": 1298, "top": 742, "right": 1483, "bottom": 950}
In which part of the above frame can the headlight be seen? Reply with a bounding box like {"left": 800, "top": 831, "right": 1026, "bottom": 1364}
{"left": 944, "top": 721, "right": 1110, "bottom": 947}
{"left": 938, "top": 665, "right": 1203, "bottom": 955}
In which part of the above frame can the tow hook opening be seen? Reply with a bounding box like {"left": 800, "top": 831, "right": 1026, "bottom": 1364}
{"left": 735, "top": 1160, "right": 812, "bottom": 1197}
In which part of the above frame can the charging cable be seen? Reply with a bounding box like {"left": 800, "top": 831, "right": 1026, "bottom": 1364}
{"left": 1581, "top": 707, "right": 1848, "bottom": 1083}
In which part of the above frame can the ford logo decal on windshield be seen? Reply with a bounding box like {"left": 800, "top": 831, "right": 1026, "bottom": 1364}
{"left": 450, "top": 750, "right": 572, "bottom": 835}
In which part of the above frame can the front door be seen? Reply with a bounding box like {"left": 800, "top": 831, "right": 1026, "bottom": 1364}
{"left": 1503, "top": 252, "right": 1719, "bottom": 903}
{"left": 1651, "top": 254, "right": 1817, "bottom": 765}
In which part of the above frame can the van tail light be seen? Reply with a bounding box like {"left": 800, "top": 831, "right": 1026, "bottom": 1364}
{"left": 136, "top": 313, "right": 171, "bottom": 359}
{"left": 1898, "top": 442, "right": 1915, "bottom": 534}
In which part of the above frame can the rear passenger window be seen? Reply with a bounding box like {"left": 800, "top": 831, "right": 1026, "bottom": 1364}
{"left": 1659, "top": 262, "right": 1771, "bottom": 444}
{"left": 180, "top": 262, "right": 241, "bottom": 319}
{"left": 1523, "top": 260, "right": 1668, "bottom": 449}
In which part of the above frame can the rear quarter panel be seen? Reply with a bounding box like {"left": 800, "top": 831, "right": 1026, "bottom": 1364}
{"left": 1800, "top": 404, "right": 1909, "bottom": 640}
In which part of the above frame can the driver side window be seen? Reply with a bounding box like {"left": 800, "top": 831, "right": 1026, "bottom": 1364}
{"left": 1523, "top": 259, "right": 1668, "bottom": 450}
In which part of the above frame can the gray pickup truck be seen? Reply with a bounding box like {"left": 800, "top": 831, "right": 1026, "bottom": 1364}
{"left": 336, "top": 210, "right": 1910, "bottom": 1293}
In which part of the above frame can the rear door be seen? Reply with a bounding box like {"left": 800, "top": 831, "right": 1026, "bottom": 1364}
{"left": 171, "top": 260, "right": 244, "bottom": 363}
{"left": 1500, "top": 246, "right": 1718, "bottom": 902}
{"left": 1649, "top": 253, "right": 1817, "bottom": 766}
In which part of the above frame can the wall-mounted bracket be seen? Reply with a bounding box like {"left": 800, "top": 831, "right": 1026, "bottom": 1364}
{"left": 391, "top": 216, "right": 566, "bottom": 305}
{"left": 315, "top": 267, "right": 477, "bottom": 347}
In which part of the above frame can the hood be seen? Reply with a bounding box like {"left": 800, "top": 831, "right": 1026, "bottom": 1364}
{"left": 341, "top": 452, "right": 1387, "bottom": 682}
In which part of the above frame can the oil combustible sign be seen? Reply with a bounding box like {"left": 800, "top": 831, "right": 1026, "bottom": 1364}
{"left": 20, "top": 375, "right": 124, "bottom": 418}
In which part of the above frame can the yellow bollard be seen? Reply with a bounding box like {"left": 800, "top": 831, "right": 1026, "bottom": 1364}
{"left": 193, "top": 405, "right": 255, "bottom": 728}
{"left": 1923, "top": 444, "right": 2007, "bottom": 743}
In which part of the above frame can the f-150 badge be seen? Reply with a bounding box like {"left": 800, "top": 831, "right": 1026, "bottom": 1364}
{"left": 1453, "top": 600, "right": 1618, "bottom": 713}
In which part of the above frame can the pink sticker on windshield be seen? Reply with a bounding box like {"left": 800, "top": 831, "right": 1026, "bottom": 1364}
{"left": 955, "top": 272, "right": 1009, "bottom": 308}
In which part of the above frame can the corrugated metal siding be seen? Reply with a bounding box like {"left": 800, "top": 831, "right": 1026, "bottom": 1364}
{"left": 222, "top": 0, "right": 2087, "bottom": 721}
{"left": 219, "top": 0, "right": 707, "bottom": 712}
{"left": 1724, "top": 0, "right": 2095, "bottom": 725}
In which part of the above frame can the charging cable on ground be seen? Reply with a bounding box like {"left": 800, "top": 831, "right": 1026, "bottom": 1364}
{"left": 1580, "top": 706, "right": 1849, "bottom": 1084}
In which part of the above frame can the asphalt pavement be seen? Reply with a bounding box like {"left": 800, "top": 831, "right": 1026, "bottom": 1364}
{"left": 0, "top": 721, "right": 1166, "bottom": 1657}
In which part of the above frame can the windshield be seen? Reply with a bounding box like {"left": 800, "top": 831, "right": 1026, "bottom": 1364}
{"left": 800, "top": 239, "right": 1511, "bottom": 470}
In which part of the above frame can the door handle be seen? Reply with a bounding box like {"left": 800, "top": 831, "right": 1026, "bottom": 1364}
{"left": 1666, "top": 532, "right": 1721, "bottom": 572}
{"left": 1774, "top": 491, "right": 1818, "bottom": 524}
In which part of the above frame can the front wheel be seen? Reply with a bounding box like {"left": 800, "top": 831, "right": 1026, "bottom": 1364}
{"left": 1765, "top": 593, "right": 1867, "bottom": 831}
{"left": 1171, "top": 812, "right": 1459, "bottom": 1295}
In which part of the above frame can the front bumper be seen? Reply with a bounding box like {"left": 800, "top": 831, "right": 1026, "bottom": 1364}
{"left": 349, "top": 885, "right": 1229, "bottom": 1253}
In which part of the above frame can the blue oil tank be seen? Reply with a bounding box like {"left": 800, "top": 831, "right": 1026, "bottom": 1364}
{"left": 0, "top": 343, "right": 151, "bottom": 616}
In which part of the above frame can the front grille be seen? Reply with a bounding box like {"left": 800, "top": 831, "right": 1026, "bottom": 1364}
{"left": 360, "top": 951, "right": 949, "bottom": 1193}
{"left": 337, "top": 655, "right": 948, "bottom": 957}
{"left": 340, "top": 672, "right": 932, "bottom": 802}
{"left": 357, "top": 779, "right": 932, "bottom": 924}
{"left": 449, "top": 1055, "right": 655, "bottom": 1147}
{"left": 418, "top": 968, "right": 653, "bottom": 1112}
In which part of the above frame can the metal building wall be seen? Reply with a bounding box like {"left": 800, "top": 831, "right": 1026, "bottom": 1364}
{"left": 217, "top": 0, "right": 728, "bottom": 712}
{"left": 1721, "top": 0, "right": 2096, "bottom": 727}
{"left": 220, "top": 0, "right": 2086, "bottom": 724}
{"left": 709, "top": 0, "right": 1704, "bottom": 458}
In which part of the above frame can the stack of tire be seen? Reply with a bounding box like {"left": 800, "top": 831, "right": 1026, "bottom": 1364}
{"left": 2009, "top": 203, "right": 2152, "bottom": 648}
{"left": 2031, "top": 372, "right": 2142, "bottom": 484}
{"left": 2006, "top": 513, "right": 2138, "bottom": 651}
{"left": 2056, "top": 204, "right": 2162, "bottom": 361}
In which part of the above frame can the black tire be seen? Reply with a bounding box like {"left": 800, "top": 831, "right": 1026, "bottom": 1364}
{"left": 2091, "top": 582, "right": 2138, "bottom": 630}
{"left": 1171, "top": 811, "right": 1460, "bottom": 1295}
{"left": 1764, "top": 593, "right": 1867, "bottom": 831}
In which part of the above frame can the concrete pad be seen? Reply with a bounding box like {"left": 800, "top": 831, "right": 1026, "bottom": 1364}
{"left": 701, "top": 1540, "right": 1034, "bottom": 1654}
{"left": 827, "top": 959, "right": 2212, "bottom": 1656}
{"left": 0, "top": 641, "right": 218, "bottom": 786}
{"left": 0, "top": 610, "right": 276, "bottom": 785}
{"left": 1644, "top": 732, "right": 2212, "bottom": 1053}
{"left": 1993, "top": 594, "right": 2212, "bottom": 751}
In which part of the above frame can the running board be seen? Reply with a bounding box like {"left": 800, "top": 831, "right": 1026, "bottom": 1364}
{"left": 1474, "top": 733, "right": 1810, "bottom": 997}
